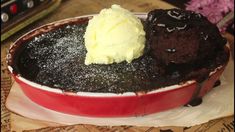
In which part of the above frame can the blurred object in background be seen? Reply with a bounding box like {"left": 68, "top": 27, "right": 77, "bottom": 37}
{"left": 1, "top": 0, "right": 61, "bottom": 42}
{"left": 164, "top": 0, "right": 189, "bottom": 8}
{"left": 164, "top": 0, "right": 234, "bottom": 34}
{"left": 186, "top": 0, "right": 234, "bottom": 33}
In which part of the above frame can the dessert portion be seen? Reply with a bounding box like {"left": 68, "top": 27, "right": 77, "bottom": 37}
{"left": 145, "top": 9, "right": 228, "bottom": 82}
{"left": 84, "top": 5, "right": 145, "bottom": 65}
{"left": 14, "top": 8, "right": 229, "bottom": 94}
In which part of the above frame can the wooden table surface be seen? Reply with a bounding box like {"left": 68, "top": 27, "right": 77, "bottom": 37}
{"left": 1, "top": 0, "right": 234, "bottom": 131}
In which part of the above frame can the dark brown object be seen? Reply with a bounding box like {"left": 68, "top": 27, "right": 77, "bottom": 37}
{"left": 145, "top": 9, "right": 227, "bottom": 66}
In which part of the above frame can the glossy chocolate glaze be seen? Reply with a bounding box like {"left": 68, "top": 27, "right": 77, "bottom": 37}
{"left": 145, "top": 9, "right": 227, "bottom": 66}
{"left": 186, "top": 79, "right": 221, "bottom": 107}
{"left": 213, "top": 80, "right": 221, "bottom": 88}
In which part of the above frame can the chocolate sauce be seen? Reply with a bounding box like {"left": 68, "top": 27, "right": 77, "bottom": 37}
{"left": 185, "top": 98, "right": 203, "bottom": 107}
{"left": 185, "top": 79, "right": 206, "bottom": 107}
{"left": 213, "top": 80, "right": 221, "bottom": 88}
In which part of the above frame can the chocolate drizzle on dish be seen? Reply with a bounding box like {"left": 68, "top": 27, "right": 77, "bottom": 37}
{"left": 185, "top": 79, "right": 221, "bottom": 107}
{"left": 12, "top": 9, "right": 229, "bottom": 94}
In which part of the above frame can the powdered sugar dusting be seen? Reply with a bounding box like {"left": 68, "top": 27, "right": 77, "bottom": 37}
{"left": 19, "top": 23, "right": 164, "bottom": 93}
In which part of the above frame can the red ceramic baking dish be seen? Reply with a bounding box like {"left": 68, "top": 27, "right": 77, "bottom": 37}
{"left": 6, "top": 14, "right": 230, "bottom": 117}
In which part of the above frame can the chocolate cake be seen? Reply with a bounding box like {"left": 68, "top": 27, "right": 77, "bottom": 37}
{"left": 146, "top": 9, "right": 226, "bottom": 64}
{"left": 13, "top": 9, "right": 229, "bottom": 94}
{"left": 145, "top": 9, "right": 228, "bottom": 82}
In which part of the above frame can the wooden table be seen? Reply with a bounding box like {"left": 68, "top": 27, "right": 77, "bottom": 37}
{"left": 1, "top": 0, "right": 234, "bottom": 131}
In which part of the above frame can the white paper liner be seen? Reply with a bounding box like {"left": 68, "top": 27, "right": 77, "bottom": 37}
{"left": 5, "top": 59, "right": 234, "bottom": 127}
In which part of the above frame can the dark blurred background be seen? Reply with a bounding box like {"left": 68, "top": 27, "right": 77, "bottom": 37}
{"left": 164, "top": 0, "right": 189, "bottom": 9}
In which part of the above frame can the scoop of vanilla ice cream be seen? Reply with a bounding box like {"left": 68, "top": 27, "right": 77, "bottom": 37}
{"left": 84, "top": 4, "right": 146, "bottom": 65}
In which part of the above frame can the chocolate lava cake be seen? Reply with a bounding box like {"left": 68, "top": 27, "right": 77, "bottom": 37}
{"left": 13, "top": 9, "right": 229, "bottom": 93}
{"left": 145, "top": 9, "right": 229, "bottom": 82}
